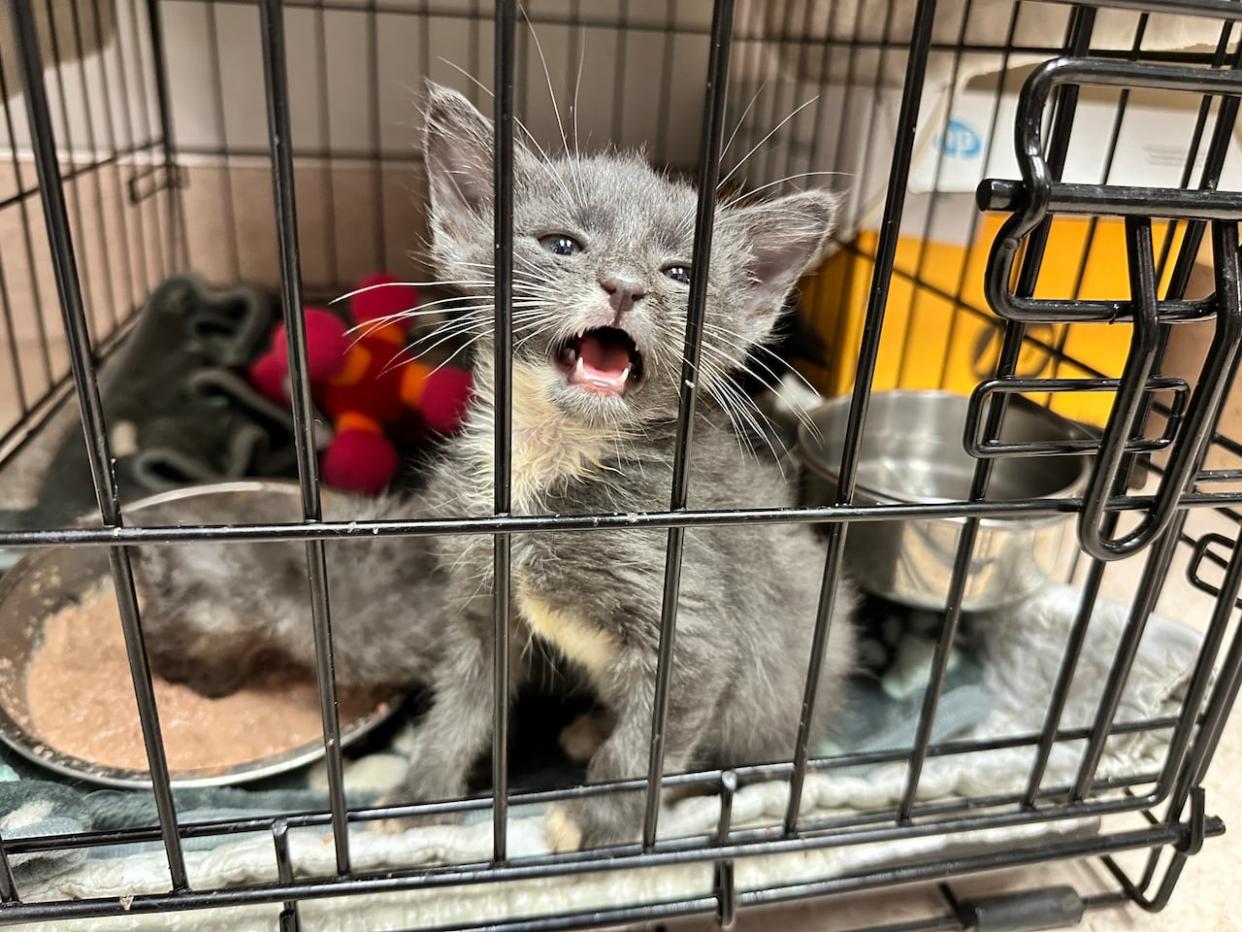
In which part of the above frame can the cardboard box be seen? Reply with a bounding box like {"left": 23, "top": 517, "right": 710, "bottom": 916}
{"left": 908, "top": 69, "right": 1242, "bottom": 196}
{"left": 778, "top": 64, "right": 1225, "bottom": 429}
{"left": 1150, "top": 261, "right": 1242, "bottom": 476}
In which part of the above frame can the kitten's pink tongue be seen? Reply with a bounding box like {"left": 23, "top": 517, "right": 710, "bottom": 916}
{"left": 571, "top": 333, "right": 631, "bottom": 394}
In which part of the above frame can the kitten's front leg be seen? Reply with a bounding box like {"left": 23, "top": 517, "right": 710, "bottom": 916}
{"left": 547, "top": 643, "right": 718, "bottom": 851}
{"left": 376, "top": 622, "right": 515, "bottom": 829}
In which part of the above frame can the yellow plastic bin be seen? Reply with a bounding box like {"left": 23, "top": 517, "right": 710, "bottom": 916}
{"left": 797, "top": 213, "right": 1196, "bottom": 428}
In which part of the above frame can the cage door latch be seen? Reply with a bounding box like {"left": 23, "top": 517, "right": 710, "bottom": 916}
{"left": 1079, "top": 220, "right": 1242, "bottom": 561}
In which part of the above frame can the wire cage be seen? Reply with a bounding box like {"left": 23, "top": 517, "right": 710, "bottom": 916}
{"left": 1, "top": 0, "right": 1242, "bottom": 928}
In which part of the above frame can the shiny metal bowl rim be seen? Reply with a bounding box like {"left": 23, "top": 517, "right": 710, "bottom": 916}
{"left": 795, "top": 390, "right": 1092, "bottom": 528}
{"left": 0, "top": 479, "right": 402, "bottom": 789}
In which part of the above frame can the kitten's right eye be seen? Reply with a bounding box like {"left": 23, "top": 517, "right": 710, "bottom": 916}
{"left": 539, "top": 234, "right": 583, "bottom": 257}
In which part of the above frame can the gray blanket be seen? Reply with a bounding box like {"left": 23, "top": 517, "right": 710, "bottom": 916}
{"left": 0, "top": 594, "right": 990, "bottom": 888}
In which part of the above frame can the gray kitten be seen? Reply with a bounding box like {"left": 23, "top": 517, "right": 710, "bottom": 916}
{"left": 134, "top": 83, "right": 854, "bottom": 849}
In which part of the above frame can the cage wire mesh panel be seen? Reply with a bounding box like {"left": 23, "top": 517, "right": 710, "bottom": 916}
{"left": 155, "top": 0, "right": 714, "bottom": 293}
{"left": 0, "top": 0, "right": 179, "bottom": 458}
{"left": 0, "top": 0, "right": 1241, "bottom": 928}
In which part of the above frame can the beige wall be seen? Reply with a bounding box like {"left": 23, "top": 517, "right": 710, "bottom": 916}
{"left": 3, "top": 0, "right": 715, "bottom": 294}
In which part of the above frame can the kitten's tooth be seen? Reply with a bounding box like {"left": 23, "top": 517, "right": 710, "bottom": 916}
{"left": 574, "top": 357, "right": 585, "bottom": 379}
{"left": 620, "top": 366, "right": 631, "bottom": 383}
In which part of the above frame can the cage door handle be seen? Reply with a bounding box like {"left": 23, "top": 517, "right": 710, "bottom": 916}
{"left": 1079, "top": 220, "right": 1242, "bottom": 562}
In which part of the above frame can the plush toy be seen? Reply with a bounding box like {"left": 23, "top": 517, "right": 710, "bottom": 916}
{"left": 248, "top": 273, "right": 474, "bottom": 494}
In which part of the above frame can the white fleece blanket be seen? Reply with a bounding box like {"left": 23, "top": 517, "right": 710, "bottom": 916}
{"left": 13, "top": 585, "right": 1200, "bottom": 930}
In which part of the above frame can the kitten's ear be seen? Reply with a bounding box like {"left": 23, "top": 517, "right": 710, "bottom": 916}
{"left": 422, "top": 81, "right": 534, "bottom": 222}
{"left": 724, "top": 190, "right": 840, "bottom": 316}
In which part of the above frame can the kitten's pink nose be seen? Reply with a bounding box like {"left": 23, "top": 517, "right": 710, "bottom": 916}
{"left": 600, "top": 275, "right": 645, "bottom": 315}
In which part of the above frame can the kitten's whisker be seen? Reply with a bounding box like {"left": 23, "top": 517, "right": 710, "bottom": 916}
{"left": 721, "top": 81, "right": 767, "bottom": 163}
{"left": 571, "top": 31, "right": 585, "bottom": 162}
{"left": 702, "top": 322, "right": 822, "bottom": 397}
{"left": 330, "top": 279, "right": 493, "bottom": 304}
{"left": 699, "top": 330, "right": 824, "bottom": 441}
{"left": 387, "top": 292, "right": 496, "bottom": 312}
{"left": 712, "top": 371, "right": 789, "bottom": 473}
{"left": 705, "top": 320, "right": 819, "bottom": 390}
{"left": 522, "top": 9, "right": 569, "bottom": 157}
{"left": 343, "top": 295, "right": 506, "bottom": 335}
{"left": 352, "top": 301, "right": 543, "bottom": 342}
{"left": 521, "top": 7, "right": 587, "bottom": 199}
{"left": 456, "top": 258, "right": 543, "bottom": 279}
{"left": 349, "top": 315, "right": 425, "bottom": 348}
{"left": 700, "top": 330, "right": 791, "bottom": 388}
{"left": 347, "top": 309, "right": 489, "bottom": 348}
{"left": 424, "top": 330, "right": 491, "bottom": 376}
{"left": 403, "top": 319, "right": 492, "bottom": 354}
{"left": 436, "top": 57, "right": 558, "bottom": 167}
{"left": 691, "top": 356, "right": 760, "bottom": 465}
{"left": 380, "top": 320, "right": 492, "bottom": 375}
{"left": 429, "top": 55, "right": 573, "bottom": 201}
{"left": 702, "top": 376, "right": 754, "bottom": 463}
{"left": 697, "top": 335, "right": 822, "bottom": 444}
{"left": 513, "top": 320, "right": 560, "bottom": 350}
{"left": 723, "top": 379, "right": 792, "bottom": 466}
{"left": 722, "top": 170, "right": 853, "bottom": 205}
{"left": 459, "top": 255, "right": 552, "bottom": 290}
{"left": 717, "top": 97, "right": 820, "bottom": 192}
{"left": 657, "top": 319, "right": 796, "bottom": 467}
{"left": 399, "top": 310, "right": 506, "bottom": 350}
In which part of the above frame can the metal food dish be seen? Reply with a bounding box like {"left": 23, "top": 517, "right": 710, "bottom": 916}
{"left": 0, "top": 481, "right": 399, "bottom": 789}
{"left": 797, "top": 391, "right": 1092, "bottom": 612}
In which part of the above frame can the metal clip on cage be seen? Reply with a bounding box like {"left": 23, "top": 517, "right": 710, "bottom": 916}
{"left": 975, "top": 58, "right": 1242, "bottom": 562}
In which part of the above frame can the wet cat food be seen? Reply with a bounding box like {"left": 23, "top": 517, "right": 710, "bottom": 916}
{"left": 24, "top": 583, "right": 376, "bottom": 773}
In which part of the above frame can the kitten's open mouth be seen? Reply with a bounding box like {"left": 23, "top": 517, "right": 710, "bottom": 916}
{"left": 553, "top": 327, "right": 644, "bottom": 397}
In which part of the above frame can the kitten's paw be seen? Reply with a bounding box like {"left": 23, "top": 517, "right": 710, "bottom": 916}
{"left": 551, "top": 793, "right": 643, "bottom": 850}
{"left": 370, "top": 786, "right": 464, "bottom": 835}
{"left": 372, "top": 817, "right": 412, "bottom": 836}
{"left": 545, "top": 804, "right": 584, "bottom": 853}
{"left": 558, "top": 709, "right": 613, "bottom": 763}
{"left": 370, "top": 809, "right": 463, "bottom": 836}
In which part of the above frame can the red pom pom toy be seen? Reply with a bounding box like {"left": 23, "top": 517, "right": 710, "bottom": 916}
{"left": 248, "top": 273, "right": 474, "bottom": 494}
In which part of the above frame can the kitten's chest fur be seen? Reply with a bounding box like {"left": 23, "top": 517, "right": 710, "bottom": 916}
{"left": 435, "top": 377, "right": 679, "bottom": 681}
{"left": 451, "top": 365, "right": 634, "bottom": 514}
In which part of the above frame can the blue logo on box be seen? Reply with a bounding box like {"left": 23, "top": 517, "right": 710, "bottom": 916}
{"left": 939, "top": 119, "right": 981, "bottom": 159}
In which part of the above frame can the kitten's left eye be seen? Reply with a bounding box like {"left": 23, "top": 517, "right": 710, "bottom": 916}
{"left": 539, "top": 234, "right": 583, "bottom": 257}
{"left": 663, "top": 265, "right": 692, "bottom": 286}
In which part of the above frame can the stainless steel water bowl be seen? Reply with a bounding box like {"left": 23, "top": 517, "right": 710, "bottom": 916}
{"left": 0, "top": 481, "right": 399, "bottom": 789}
{"left": 797, "top": 391, "right": 1092, "bottom": 612}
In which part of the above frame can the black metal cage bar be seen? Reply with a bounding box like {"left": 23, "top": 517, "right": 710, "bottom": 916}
{"left": 786, "top": 0, "right": 942, "bottom": 834}
{"left": 643, "top": 0, "right": 736, "bottom": 851}
{"left": 257, "top": 0, "right": 352, "bottom": 874}
{"left": 2, "top": 0, "right": 1242, "bottom": 927}
{"left": 491, "top": 0, "right": 516, "bottom": 863}
{"left": 5, "top": 0, "right": 189, "bottom": 893}
{"left": 896, "top": 4, "right": 1099, "bottom": 824}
